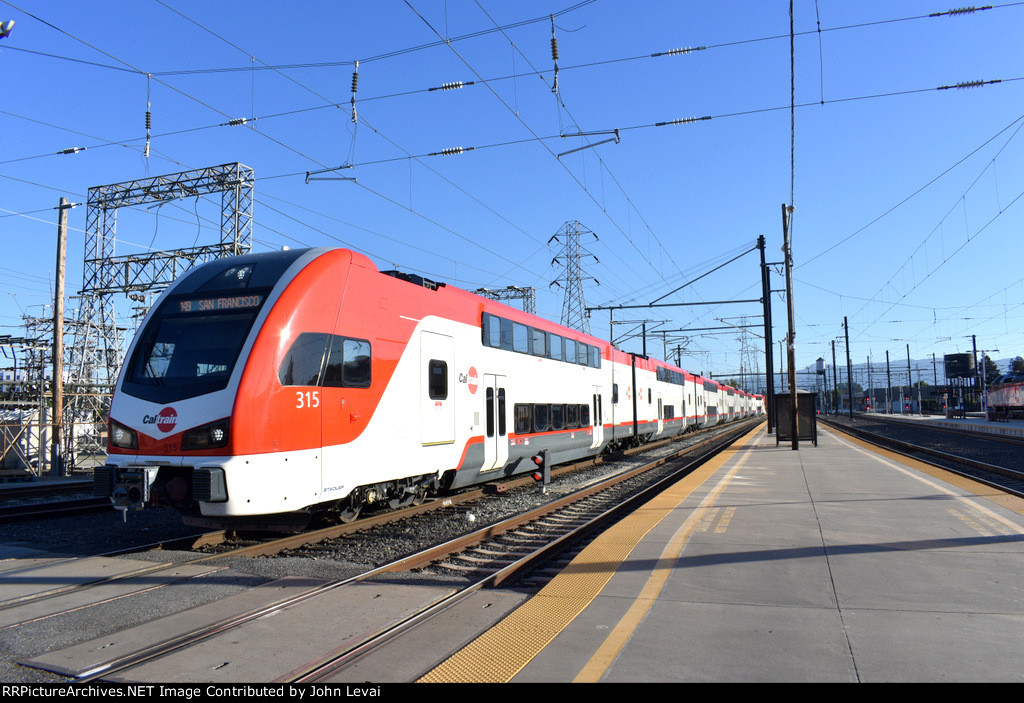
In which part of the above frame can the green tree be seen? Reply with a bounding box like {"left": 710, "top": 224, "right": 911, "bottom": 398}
{"left": 982, "top": 354, "right": 1000, "bottom": 387}
{"left": 1011, "top": 356, "right": 1024, "bottom": 373}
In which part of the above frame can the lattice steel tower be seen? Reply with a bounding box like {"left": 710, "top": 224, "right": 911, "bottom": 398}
{"left": 473, "top": 286, "right": 537, "bottom": 315}
{"left": 64, "top": 163, "right": 254, "bottom": 468}
{"left": 549, "top": 221, "right": 598, "bottom": 334}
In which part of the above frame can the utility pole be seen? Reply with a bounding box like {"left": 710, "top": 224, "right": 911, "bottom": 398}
{"left": 886, "top": 351, "right": 892, "bottom": 414}
{"left": 831, "top": 339, "right": 838, "bottom": 415}
{"left": 51, "top": 197, "right": 70, "bottom": 477}
{"left": 758, "top": 235, "right": 774, "bottom": 433}
{"left": 971, "top": 334, "right": 978, "bottom": 410}
{"left": 844, "top": 316, "right": 853, "bottom": 418}
{"left": 906, "top": 344, "right": 913, "bottom": 415}
{"left": 867, "top": 355, "right": 874, "bottom": 412}
{"left": 783, "top": 204, "right": 797, "bottom": 449}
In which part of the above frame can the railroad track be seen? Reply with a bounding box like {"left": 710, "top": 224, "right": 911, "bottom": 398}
{"left": 0, "top": 496, "right": 111, "bottom": 524}
{"left": 161, "top": 419, "right": 758, "bottom": 557}
{"left": 54, "top": 419, "right": 759, "bottom": 683}
{"left": 855, "top": 412, "right": 1024, "bottom": 447}
{"left": 821, "top": 416, "right": 1024, "bottom": 497}
{"left": 279, "top": 420, "right": 761, "bottom": 682}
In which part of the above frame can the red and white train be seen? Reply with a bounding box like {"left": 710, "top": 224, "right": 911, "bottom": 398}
{"left": 95, "top": 248, "right": 763, "bottom": 529}
{"left": 987, "top": 373, "right": 1024, "bottom": 420}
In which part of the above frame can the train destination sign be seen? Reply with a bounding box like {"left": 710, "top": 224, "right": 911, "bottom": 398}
{"left": 177, "top": 294, "right": 263, "bottom": 314}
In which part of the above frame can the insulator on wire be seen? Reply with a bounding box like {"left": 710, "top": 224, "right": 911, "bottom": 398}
{"left": 429, "top": 80, "right": 474, "bottom": 92}
{"left": 655, "top": 116, "right": 712, "bottom": 127}
{"left": 144, "top": 74, "right": 152, "bottom": 160}
{"left": 429, "top": 146, "right": 475, "bottom": 157}
{"left": 937, "top": 79, "right": 999, "bottom": 90}
{"left": 653, "top": 46, "right": 707, "bottom": 57}
{"left": 931, "top": 5, "right": 993, "bottom": 17}
{"left": 227, "top": 117, "right": 249, "bottom": 126}
{"left": 350, "top": 60, "right": 359, "bottom": 124}
{"left": 59, "top": 147, "right": 85, "bottom": 155}
{"left": 550, "top": 15, "right": 560, "bottom": 95}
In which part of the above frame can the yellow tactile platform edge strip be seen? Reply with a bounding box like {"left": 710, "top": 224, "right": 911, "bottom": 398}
{"left": 418, "top": 423, "right": 765, "bottom": 684}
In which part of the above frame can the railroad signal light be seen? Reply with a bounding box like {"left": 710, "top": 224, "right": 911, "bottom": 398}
{"left": 531, "top": 450, "right": 550, "bottom": 493}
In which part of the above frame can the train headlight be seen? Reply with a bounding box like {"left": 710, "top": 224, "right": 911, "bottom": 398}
{"left": 181, "top": 420, "right": 230, "bottom": 451}
{"left": 110, "top": 420, "right": 139, "bottom": 450}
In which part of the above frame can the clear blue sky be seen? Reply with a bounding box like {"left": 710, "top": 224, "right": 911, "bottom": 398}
{"left": 2, "top": 1, "right": 1023, "bottom": 389}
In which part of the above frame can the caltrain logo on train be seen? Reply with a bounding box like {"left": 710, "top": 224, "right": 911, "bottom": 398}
{"left": 141, "top": 407, "right": 178, "bottom": 433}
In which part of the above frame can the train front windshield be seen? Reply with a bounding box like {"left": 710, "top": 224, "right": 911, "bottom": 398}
{"left": 121, "top": 291, "right": 268, "bottom": 404}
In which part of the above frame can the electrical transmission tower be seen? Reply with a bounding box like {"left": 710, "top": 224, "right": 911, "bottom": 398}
{"left": 549, "top": 221, "right": 598, "bottom": 334}
{"left": 63, "top": 163, "right": 254, "bottom": 469}
{"left": 473, "top": 286, "right": 537, "bottom": 315}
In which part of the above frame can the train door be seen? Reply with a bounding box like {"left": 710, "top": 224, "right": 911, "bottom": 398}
{"left": 657, "top": 395, "right": 664, "bottom": 434}
{"left": 420, "top": 331, "right": 455, "bottom": 446}
{"left": 481, "top": 373, "right": 508, "bottom": 471}
{"left": 590, "top": 387, "right": 604, "bottom": 450}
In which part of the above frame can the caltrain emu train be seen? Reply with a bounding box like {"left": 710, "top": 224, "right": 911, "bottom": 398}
{"left": 94, "top": 248, "right": 763, "bottom": 529}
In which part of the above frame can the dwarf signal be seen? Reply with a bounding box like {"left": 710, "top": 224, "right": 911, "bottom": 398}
{"left": 531, "top": 450, "right": 550, "bottom": 493}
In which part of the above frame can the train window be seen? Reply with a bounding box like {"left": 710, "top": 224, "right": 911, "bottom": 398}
{"left": 486, "top": 388, "right": 494, "bottom": 438}
{"left": 322, "top": 337, "right": 371, "bottom": 388}
{"left": 589, "top": 346, "right": 601, "bottom": 368}
{"left": 532, "top": 328, "right": 547, "bottom": 357}
{"left": 648, "top": 388, "right": 652, "bottom": 405}
{"left": 548, "top": 334, "right": 563, "bottom": 361}
{"left": 566, "top": 403, "right": 578, "bottom": 428}
{"left": 427, "top": 359, "right": 448, "bottom": 399}
{"left": 279, "top": 333, "right": 330, "bottom": 386}
{"left": 343, "top": 339, "right": 371, "bottom": 387}
{"left": 612, "top": 384, "right": 619, "bottom": 404}
{"left": 498, "top": 388, "right": 507, "bottom": 436}
{"left": 533, "top": 404, "right": 550, "bottom": 432}
{"left": 514, "top": 404, "right": 531, "bottom": 434}
{"left": 577, "top": 344, "right": 588, "bottom": 365}
{"left": 665, "top": 405, "right": 675, "bottom": 419}
{"left": 550, "top": 404, "right": 564, "bottom": 430}
{"left": 564, "top": 339, "right": 576, "bottom": 367}
{"left": 482, "top": 313, "right": 501, "bottom": 348}
{"left": 580, "top": 404, "right": 590, "bottom": 427}
{"left": 512, "top": 323, "right": 530, "bottom": 354}
{"left": 499, "top": 318, "right": 514, "bottom": 351}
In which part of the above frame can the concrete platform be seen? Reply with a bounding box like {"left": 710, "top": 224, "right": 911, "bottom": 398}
{"left": 422, "top": 423, "right": 1024, "bottom": 683}
{"left": 856, "top": 411, "right": 1024, "bottom": 439}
